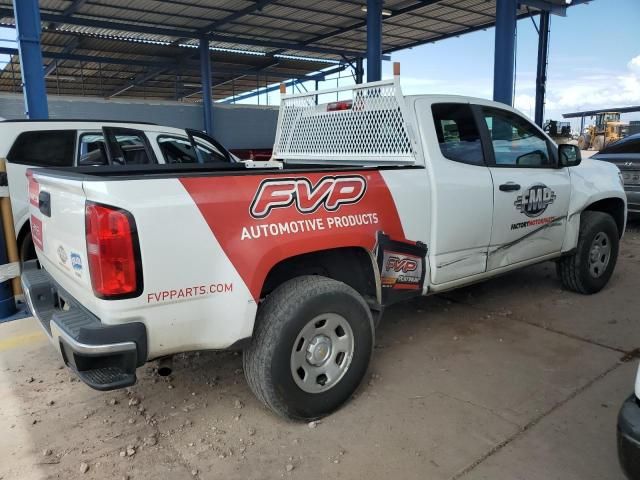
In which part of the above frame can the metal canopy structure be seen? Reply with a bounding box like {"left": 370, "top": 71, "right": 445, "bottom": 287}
{"left": 563, "top": 106, "right": 640, "bottom": 118}
{"left": 0, "top": 0, "right": 583, "bottom": 102}
{"left": 0, "top": 0, "right": 593, "bottom": 136}
{"left": 0, "top": 30, "right": 342, "bottom": 101}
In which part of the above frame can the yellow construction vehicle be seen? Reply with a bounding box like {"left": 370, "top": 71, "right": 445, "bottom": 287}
{"left": 577, "top": 112, "right": 628, "bottom": 151}
{"left": 563, "top": 106, "right": 640, "bottom": 151}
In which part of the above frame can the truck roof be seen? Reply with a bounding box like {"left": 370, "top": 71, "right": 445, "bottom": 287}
{"left": 0, "top": 120, "right": 185, "bottom": 134}
{"left": 1, "top": 119, "right": 157, "bottom": 125}
{"left": 0, "top": 121, "right": 190, "bottom": 157}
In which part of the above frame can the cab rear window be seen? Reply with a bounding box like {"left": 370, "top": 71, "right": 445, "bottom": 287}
{"left": 431, "top": 103, "right": 485, "bottom": 166}
{"left": 7, "top": 130, "right": 75, "bottom": 167}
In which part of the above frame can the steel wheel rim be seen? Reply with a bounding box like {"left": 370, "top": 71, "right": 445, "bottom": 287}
{"left": 588, "top": 231, "right": 611, "bottom": 278}
{"left": 290, "top": 313, "right": 355, "bottom": 394}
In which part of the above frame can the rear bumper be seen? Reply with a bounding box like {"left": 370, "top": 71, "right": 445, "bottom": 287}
{"left": 618, "top": 394, "right": 640, "bottom": 480}
{"left": 21, "top": 261, "right": 147, "bottom": 390}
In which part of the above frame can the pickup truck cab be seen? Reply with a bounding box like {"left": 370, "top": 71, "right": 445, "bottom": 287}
{"left": 22, "top": 77, "right": 627, "bottom": 420}
{"left": 0, "top": 120, "right": 236, "bottom": 262}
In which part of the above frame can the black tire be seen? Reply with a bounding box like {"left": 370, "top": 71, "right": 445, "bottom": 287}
{"left": 243, "top": 275, "right": 374, "bottom": 420}
{"left": 556, "top": 211, "right": 619, "bottom": 294}
{"left": 19, "top": 231, "right": 37, "bottom": 264}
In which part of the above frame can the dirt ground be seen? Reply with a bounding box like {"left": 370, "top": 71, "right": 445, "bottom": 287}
{"left": 1, "top": 219, "right": 639, "bottom": 480}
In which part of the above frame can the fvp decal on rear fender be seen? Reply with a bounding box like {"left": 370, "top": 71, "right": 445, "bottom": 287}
{"left": 180, "top": 171, "right": 406, "bottom": 300}
{"left": 377, "top": 232, "right": 428, "bottom": 306}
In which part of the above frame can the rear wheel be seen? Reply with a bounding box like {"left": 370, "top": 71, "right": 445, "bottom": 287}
{"left": 556, "top": 211, "right": 619, "bottom": 294}
{"left": 243, "top": 275, "right": 374, "bottom": 420}
{"left": 19, "top": 231, "right": 37, "bottom": 265}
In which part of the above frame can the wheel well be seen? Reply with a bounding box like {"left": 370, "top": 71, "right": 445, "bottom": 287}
{"left": 260, "top": 247, "right": 378, "bottom": 302}
{"left": 583, "top": 197, "right": 625, "bottom": 237}
{"left": 16, "top": 221, "right": 30, "bottom": 257}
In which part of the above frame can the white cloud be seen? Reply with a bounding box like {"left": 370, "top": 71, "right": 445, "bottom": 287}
{"left": 543, "top": 53, "right": 640, "bottom": 119}
{"left": 628, "top": 54, "right": 640, "bottom": 74}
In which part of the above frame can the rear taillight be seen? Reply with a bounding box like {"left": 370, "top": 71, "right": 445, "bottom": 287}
{"left": 85, "top": 202, "right": 141, "bottom": 299}
{"left": 27, "top": 170, "right": 39, "bottom": 207}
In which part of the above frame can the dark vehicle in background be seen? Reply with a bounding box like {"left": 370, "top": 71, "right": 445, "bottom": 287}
{"left": 617, "top": 363, "right": 640, "bottom": 480}
{"left": 592, "top": 133, "right": 640, "bottom": 214}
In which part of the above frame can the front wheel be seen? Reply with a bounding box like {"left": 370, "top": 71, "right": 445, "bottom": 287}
{"left": 243, "top": 275, "right": 374, "bottom": 420}
{"left": 556, "top": 211, "right": 619, "bottom": 294}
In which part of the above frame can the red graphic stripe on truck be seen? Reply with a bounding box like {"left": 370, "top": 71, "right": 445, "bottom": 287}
{"left": 179, "top": 171, "right": 405, "bottom": 300}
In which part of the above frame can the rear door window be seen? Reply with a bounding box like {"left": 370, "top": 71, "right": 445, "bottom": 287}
{"left": 431, "top": 103, "right": 485, "bottom": 165}
{"left": 102, "top": 128, "right": 157, "bottom": 165}
{"left": 78, "top": 133, "right": 108, "bottom": 166}
{"left": 158, "top": 135, "right": 231, "bottom": 164}
{"left": 158, "top": 136, "right": 199, "bottom": 163}
{"left": 7, "top": 130, "right": 76, "bottom": 167}
{"left": 186, "top": 129, "right": 231, "bottom": 163}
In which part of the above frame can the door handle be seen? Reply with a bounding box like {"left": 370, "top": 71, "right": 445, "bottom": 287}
{"left": 499, "top": 182, "right": 521, "bottom": 192}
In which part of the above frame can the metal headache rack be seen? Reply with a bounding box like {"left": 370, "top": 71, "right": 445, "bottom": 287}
{"left": 272, "top": 65, "right": 418, "bottom": 166}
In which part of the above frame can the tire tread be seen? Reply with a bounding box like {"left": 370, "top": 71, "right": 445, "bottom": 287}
{"left": 243, "top": 275, "right": 373, "bottom": 419}
{"left": 557, "top": 211, "right": 618, "bottom": 294}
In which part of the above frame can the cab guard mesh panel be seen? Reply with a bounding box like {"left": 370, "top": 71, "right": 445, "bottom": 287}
{"left": 273, "top": 78, "right": 417, "bottom": 165}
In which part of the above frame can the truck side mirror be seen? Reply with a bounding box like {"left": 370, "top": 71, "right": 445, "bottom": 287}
{"left": 558, "top": 144, "right": 581, "bottom": 168}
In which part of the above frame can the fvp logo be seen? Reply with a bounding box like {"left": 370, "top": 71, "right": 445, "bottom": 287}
{"left": 250, "top": 175, "right": 366, "bottom": 218}
{"left": 385, "top": 256, "right": 418, "bottom": 273}
{"left": 514, "top": 184, "right": 556, "bottom": 218}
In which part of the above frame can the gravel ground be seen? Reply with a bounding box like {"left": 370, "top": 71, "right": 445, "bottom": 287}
{"left": 1, "top": 218, "right": 638, "bottom": 480}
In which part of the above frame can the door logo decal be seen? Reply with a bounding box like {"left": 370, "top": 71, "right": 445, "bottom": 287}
{"left": 514, "top": 184, "right": 556, "bottom": 218}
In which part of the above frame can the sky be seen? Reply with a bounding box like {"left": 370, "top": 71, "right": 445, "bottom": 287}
{"left": 1, "top": 0, "right": 639, "bottom": 129}
{"left": 281, "top": 0, "right": 640, "bottom": 129}
{"left": 327, "top": 0, "right": 640, "bottom": 129}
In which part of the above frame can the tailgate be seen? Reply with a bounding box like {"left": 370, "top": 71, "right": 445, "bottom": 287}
{"left": 28, "top": 170, "right": 91, "bottom": 297}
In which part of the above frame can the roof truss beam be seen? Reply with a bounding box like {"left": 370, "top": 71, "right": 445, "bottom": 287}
{"left": 287, "top": 0, "right": 443, "bottom": 52}
{"left": 108, "top": 66, "right": 171, "bottom": 98}
{"left": 0, "top": 45, "right": 336, "bottom": 85}
{"left": 384, "top": 7, "right": 539, "bottom": 54}
{"left": 180, "top": 58, "right": 281, "bottom": 99}
{"left": 197, "top": 0, "right": 279, "bottom": 33}
{"left": 43, "top": 36, "right": 79, "bottom": 77}
{"left": 48, "top": 0, "right": 89, "bottom": 29}
{"left": 219, "top": 63, "right": 349, "bottom": 104}
{"left": 518, "top": 0, "right": 567, "bottom": 16}
{"left": 0, "top": 8, "right": 362, "bottom": 57}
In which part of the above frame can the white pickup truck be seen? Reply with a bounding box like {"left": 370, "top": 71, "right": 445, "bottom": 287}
{"left": 0, "top": 120, "right": 237, "bottom": 262}
{"left": 22, "top": 77, "right": 626, "bottom": 420}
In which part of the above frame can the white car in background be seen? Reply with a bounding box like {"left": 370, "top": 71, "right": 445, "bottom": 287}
{"left": 0, "top": 120, "right": 237, "bottom": 262}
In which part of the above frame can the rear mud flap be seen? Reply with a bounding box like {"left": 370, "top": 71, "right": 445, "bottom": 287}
{"left": 376, "top": 232, "right": 428, "bottom": 306}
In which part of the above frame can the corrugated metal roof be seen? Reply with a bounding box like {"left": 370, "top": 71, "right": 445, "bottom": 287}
{"left": 0, "top": 0, "right": 576, "bottom": 101}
